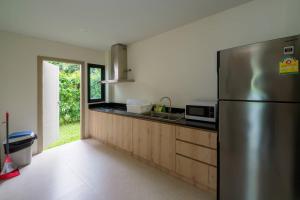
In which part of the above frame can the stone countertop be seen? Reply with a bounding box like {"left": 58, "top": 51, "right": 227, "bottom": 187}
{"left": 89, "top": 103, "right": 217, "bottom": 131}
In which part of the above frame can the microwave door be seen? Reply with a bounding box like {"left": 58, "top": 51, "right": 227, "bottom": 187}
{"left": 186, "top": 105, "right": 215, "bottom": 122}
{"left": 187, "top": 106, "right": 208, "bottom": 116}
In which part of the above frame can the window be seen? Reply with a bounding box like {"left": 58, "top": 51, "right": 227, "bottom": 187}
{"left": 87, "top": 63, "right": 105, "bottom": 103}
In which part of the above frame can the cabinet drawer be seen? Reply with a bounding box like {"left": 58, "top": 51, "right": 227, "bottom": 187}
{"left": 176, "top": 126, "right": 217, "bottom": 149}
{"left": 176, "top": 155, "right": 209, "bottom": 187}
{"left": 176, "top": 140, "right": 217, "bottom": 166}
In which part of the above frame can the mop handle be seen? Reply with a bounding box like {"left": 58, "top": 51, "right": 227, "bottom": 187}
{"left": 5, "top": 112, "right": 9, "bottom": 154}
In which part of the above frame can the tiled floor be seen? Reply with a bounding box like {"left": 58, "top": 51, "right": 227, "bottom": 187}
{"left": 0, "top": 139, "right": 215, "bottom": 200}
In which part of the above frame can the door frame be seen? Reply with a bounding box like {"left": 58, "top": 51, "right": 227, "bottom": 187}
{"left": 37, "top": 56, "right": 86, "bottom": 153}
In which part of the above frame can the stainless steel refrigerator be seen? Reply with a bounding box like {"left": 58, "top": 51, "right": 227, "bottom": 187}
{"left": 218, "top": 35, "right": 300, "bottom": 200}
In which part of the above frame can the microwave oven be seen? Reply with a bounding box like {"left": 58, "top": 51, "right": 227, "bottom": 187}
{"left": 185, "top": 101, "right": 217, "bottom": 122}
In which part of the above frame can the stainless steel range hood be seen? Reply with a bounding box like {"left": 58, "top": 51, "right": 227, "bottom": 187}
{"left": 102, "top": 44, "right": 134, "bottom": 84}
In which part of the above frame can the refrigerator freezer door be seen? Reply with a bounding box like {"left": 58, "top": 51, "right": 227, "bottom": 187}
{"left": 219, "top": 101, "right": 300, "bottom": 200}
{"left": 219, "top": 35, "right": 300, "bottom": 102}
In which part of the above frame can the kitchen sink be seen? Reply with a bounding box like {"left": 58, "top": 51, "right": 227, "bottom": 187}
{"left": 142, "top": 111, "right": 184, "bottom": 122}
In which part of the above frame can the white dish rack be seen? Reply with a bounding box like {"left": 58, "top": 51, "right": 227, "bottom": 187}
{"left": 126, "top": 99, "right": 152, "bottom": 114}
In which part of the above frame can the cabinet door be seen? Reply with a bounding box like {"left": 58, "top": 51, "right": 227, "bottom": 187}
{"left": 112, "top": 115, "right": 133, "bottom": 152}
{"left": 88, "top": 110, "right": 97, "bottom": 138}
{"left": 94, "top": 112, "right": 101, "bottom": 139}
{"left": 151, "top": 122, "right": 175, "bottom": 171}
{"left": 160, "top": 124, "right": 176, "bottom": 171}
{"left": 121, "top": 116, "right": 133, "bottom": 152}
{"left": 132, "top": 119, "right": 152, "bottom": 161}
{"left": 112, "top": 115, "right": 121, "bottom": 147}
{"left": 98, "top": 112, "right": 108, "bottom": 142}
{"left": 89, "top": 111, "right": 111, "bottom": 143}
{"left": 103, "top": 113, "right": 113, "bottom": 144}
{"left": 110, "top": 115, "right": 119, "bottom": 146}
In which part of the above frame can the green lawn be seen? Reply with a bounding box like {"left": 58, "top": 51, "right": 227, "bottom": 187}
{"left": 46, "top": 122, "right": 80, "bottom": 149}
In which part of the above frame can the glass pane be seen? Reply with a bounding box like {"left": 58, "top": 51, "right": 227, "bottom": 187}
{"left": 90, "top": 67, "right": 102, "bottom": 100}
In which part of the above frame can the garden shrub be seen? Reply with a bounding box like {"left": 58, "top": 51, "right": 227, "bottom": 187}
{"left": 49, "top": 61, "right": 80, "bottom": 124}
{"left": 90, "top": 67, "right": 102, "bottom": 100}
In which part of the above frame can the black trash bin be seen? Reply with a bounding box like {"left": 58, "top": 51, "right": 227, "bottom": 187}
{"left": 3, "top": 130, "right": 37, "bottom": 166}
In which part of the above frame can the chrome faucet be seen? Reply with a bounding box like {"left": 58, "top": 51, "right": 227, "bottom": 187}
{"left": 159, "top": 96, "right": 172, "bottom": 114}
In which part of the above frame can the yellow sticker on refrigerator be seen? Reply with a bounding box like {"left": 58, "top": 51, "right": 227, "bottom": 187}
{"left": 279, "top": 57, "right": 299, "bottom": 74}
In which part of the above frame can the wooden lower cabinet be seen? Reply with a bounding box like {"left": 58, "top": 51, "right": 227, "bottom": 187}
{"left": 88, "top": 110, "right": 97, "bottom": 138}
{"left": 89, "top": 111, "right": 217, "bottom": 191}
{"left": 176, "top": 126, "right": 217, "bottom": 149}
{"left": 208, "top": 166, "right": 217, "bottom": 190}
{"left": 112, "top": 115, "right": 133, "bottom": 152}
{"left": 88, "top": 110, "right": 111, "bottom": 142}
{"left": 89, "top": 111, "right": 132, "bottom": 152}
{"left": 151, "top": 122, "right": 175, "bottom": 171}
{"left": 132, "top": 119, "right": 152, "bottom": 160}
{"left": 175, "top": 126, "right": 217, "bottom": 190}
{"left": 132, "top": 119, "right": 176, "bottom": 171}
{"left": 176, "top": 155, "right": 209, "bottom": 187}
{"left": 176, "top": 140, "right": 217, "bottom": 166}
{"left": 100, "top": 112, "right": 112, "bottom": 142}
{"left": 175, "top": 155, "right": 217, "bottom": 190}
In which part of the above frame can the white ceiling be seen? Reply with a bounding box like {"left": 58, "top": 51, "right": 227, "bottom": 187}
{"left": 0, "top": 0, "right": 252, "bottom": 50}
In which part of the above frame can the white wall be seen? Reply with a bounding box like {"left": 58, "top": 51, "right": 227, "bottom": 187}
{"left": 0, "top": 31, "right": 105, "bottom": 156}
{"left": 112, "top": 0, "right": 300, "bottom": 107}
